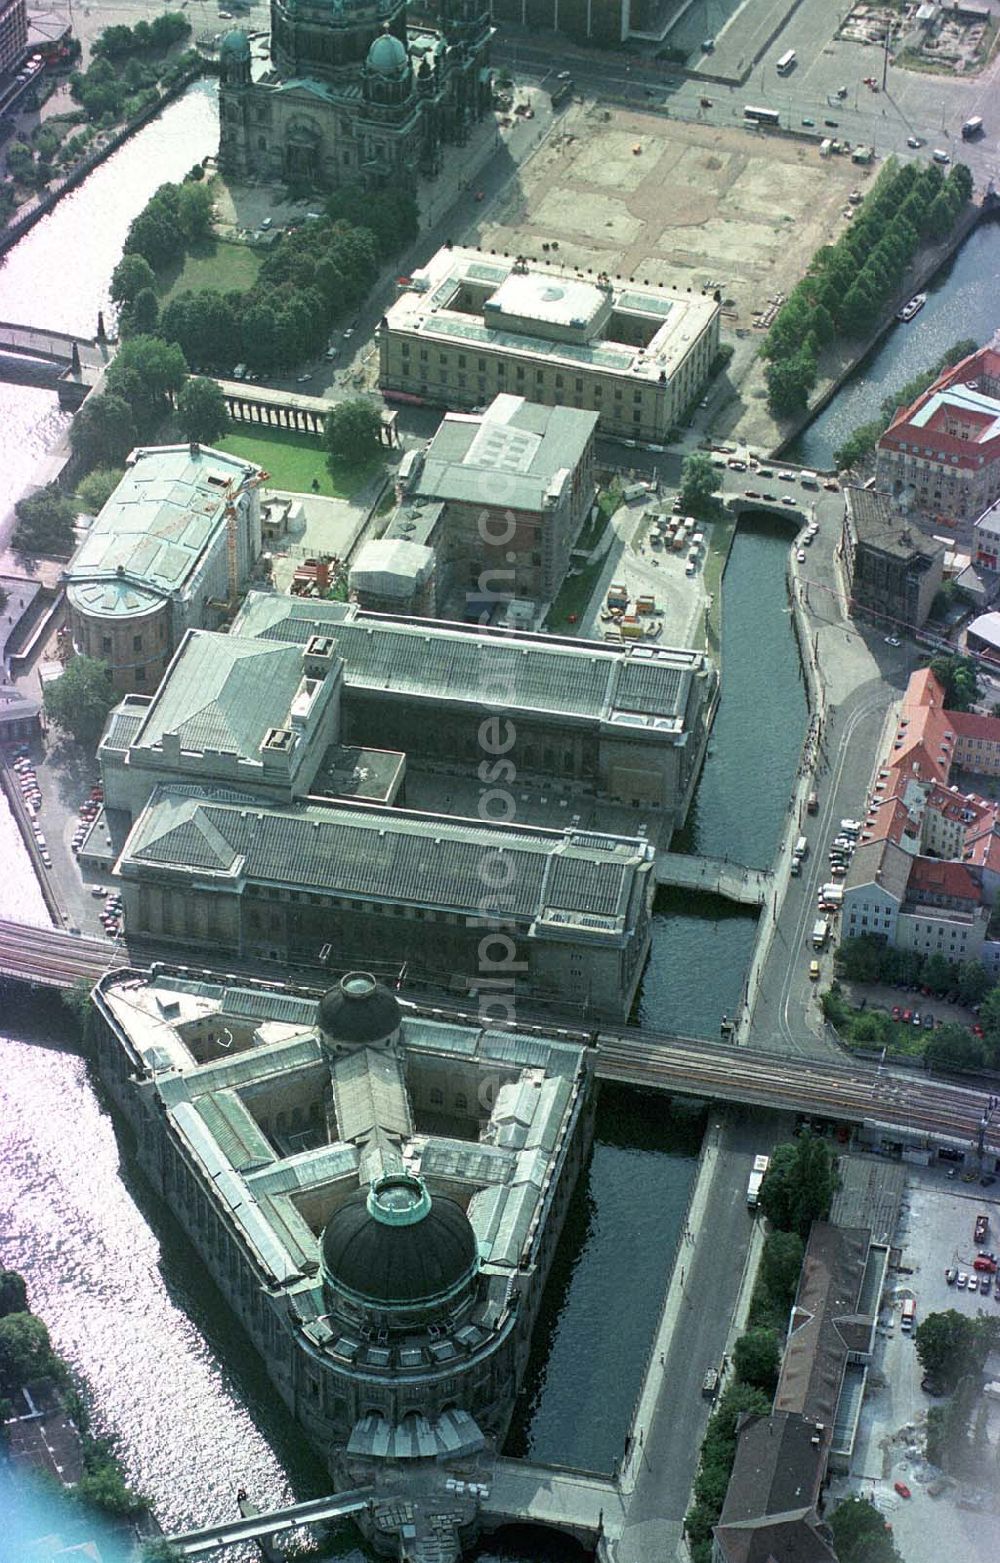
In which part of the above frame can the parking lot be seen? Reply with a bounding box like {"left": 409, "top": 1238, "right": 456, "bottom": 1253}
{"left": 830, "top": 1165, "right": 1000, "bottom": 1563}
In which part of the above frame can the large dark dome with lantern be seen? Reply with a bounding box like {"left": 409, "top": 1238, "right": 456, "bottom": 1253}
{"left": 321, "top": 1174, "right": 479, "bottom": 1309}
{"left": 317, "top": 971, "right": 401, "bottom": 1045}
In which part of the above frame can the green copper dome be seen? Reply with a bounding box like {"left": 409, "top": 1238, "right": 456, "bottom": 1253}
{"left": 219, "top": 27, "right": 251, "bottom": 58}
{"left": 366, "top": 30, "right": 409, "bottom": 77}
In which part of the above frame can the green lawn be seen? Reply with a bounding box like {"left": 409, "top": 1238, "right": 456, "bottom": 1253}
{"left": 702, "top": 509, "right": 735, "bottom": 654}
{"left": 544, "top": 556, "right": 608, "bottom": 634}
{"left": 217, "top": 426, "right": 384, "bottom": 500}
{"left": 158, "top": 239, "right": 263, "bottom": 305}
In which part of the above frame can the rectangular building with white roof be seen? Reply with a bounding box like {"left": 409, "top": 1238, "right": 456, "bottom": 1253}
{"left": 379, "top": 246, "right": 720, "bottom": 445}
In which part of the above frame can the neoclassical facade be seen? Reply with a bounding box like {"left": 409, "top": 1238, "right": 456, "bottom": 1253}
{"left": 217, "top": 0, "right": 493, "bottom": 190}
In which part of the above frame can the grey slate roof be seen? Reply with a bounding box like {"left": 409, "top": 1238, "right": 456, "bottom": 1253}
{"left": 119, "top": 787, "right": 649, "bottom": 926}
{"left": 131, "top": 630, "right": 307, "bottom": 757}
{"left": 66, "top": 444, "right": 259, "bottom": 615}
{"left": 231, "top": 593, "right": 703, "bottom": 729}
{"left": 844, "top": 837, "right": 913, "bottom": 903}
{"left": 844, "top": 486, "right": 943, "bottom": 561}
{"left": 100, "top": 698, "right": 151, "bottom": 754}
{"left": 416, "top": 397, "right": 597, "bottom": 514}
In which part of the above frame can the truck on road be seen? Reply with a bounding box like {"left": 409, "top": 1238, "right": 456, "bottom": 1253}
{"left": 747, "top": 1153, "right": 770, "bottom": 1209}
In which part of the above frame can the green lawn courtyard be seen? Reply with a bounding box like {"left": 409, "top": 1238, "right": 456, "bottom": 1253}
{"left": 217, "top": 425, "right": 384, "bottom": 500}
{"left": 158, "top": 239, "right": 263, "bottom": 306}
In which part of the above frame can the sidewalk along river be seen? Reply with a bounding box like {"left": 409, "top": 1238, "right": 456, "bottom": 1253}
{"left": 639, "top": 514, "right": 808, "bottom": 1038}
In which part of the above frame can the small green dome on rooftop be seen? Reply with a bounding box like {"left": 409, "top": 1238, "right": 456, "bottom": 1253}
{"left": 219, "top": 28, "right": 251, "bottom": 59}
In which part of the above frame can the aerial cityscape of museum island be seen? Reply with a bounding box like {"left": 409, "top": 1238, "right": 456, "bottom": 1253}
{"left": 2, "top": 0, "right": 1000, "bottom": 1555}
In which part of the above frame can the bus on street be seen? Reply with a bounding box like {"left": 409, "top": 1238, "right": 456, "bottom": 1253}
{"left": 744, "top": 104, "right": 781, "bottom": 125}
{"left": 776, "top": 49, "right": 796, "bottom": 73}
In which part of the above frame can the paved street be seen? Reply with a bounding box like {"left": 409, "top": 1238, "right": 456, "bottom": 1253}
{"left": 494, "top": 12, "right": 1000, "bottom": 175}
{"left": 615, "top": 1106, "right": 795, "bottom": 1563}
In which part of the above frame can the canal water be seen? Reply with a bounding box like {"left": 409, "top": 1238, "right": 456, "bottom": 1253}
{"left": 787, "top": 213, "right": 1000, "bottom": 471}
{"left": 637, "top": 515, "right": 808, "bottom": 1038}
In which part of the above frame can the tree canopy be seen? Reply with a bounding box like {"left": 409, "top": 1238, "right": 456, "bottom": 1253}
{"left": 829, "top": 1497, "right": 902, "bottom": 1563}
{"left": 176, "top": 376, "right": 230, "bottom": 445}
{"left": 929, "top": 653, "right": 980, "bottom": 712}
{"left": 758, "top": 1133, "right": 835, "bottom": 1238}
{"left": 43, "top": 657, "right": 117, "bottom": 748}
{"left": 680, "top": 452, "right": 718, "bottom": 516}
{"left": 70, "top": 393, "right": 138, "bottom": 471}
{"left": 732, "top": 1327, "right": 781, "bottom": 1393}
{"left": 13, "top": 485, "right": 76, "bottom": 558}
{"left": 324, "top": 398, "right": 382, "bottom": 465}
{"left": 76, "top": 467, "right": 124, "bottom": 515}
{"left": 764, "top": 162, "right": 973, "bottom": 418}
{"left": 0, "top": 1272, "right": 28, "bottom": 1319}
{"left": 105, "top": 333, "right": 188, "bottom": 438}
{"left": 916, "top": 1308, "right": 984, "bottom": 1390}
{"left": 0, "top": 1313, "right": 57, "bottom": 1392}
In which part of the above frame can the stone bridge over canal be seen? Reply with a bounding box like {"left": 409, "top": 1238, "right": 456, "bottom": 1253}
{"left": 654, "top": 850, "right": 772, "bottom": 906}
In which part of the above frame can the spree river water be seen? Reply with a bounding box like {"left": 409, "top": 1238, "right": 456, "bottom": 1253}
{"left": 0, "top": 81, "right": 220, "bottom": 527}
{"left": 787, "top": 213, "right": 1000, "bottom": 471}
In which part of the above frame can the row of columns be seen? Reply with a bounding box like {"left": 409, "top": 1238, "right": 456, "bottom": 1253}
{"left": 224, "top": 395, "right": 326, "bottom": 435}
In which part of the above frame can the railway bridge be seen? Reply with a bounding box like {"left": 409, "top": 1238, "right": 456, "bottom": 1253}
{"left": 1, "top": 917, "right": 996, "bottom": 1156}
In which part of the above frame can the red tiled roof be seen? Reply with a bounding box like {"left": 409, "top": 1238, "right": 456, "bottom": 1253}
{"left": 908, "top": 856, "right": 982, "bottom": 901}
{"left": 881, "top": 348, "right": 1000, "bottom": 470}
{"left": 948, "top": 708, "right": 1000, "bottom": 744}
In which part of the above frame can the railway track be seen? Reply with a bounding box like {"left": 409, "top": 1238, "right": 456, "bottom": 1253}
{"left": 1, "top": 918, "right": 995, "bottom": 1153}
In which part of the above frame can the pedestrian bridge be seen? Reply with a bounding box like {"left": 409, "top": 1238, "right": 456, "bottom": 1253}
{"left": 484, "top": 1458, "right": 623, "bottom": 1544}
{"left": 654, "top": 851, "right": 772, "bottom": 906}
{"left": 164, "top": 1487, "right": 375, "bottom": 1555}
{"left": 0, "top": 319, "right": 102, "bottom": 366}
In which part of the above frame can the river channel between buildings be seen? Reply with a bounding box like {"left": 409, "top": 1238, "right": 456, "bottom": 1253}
{"left": 0, "top": 74, "right": 996, "bottom": 1562}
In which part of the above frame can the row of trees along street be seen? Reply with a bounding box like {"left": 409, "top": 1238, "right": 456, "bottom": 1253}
{"left": 684, "top": 1134, "right": 836, "bottom": 1562}
{"left": 763, "top": 159, "right": 974, "bottom": 419}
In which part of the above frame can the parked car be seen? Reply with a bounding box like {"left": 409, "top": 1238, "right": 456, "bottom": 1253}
{"left": 945, "top": 1267, "right": 958, "bottom": 1284}
{"left": 957, "top": 1272, "right": 968, "bottom": 1288}
{"left": 924, "top": 1012, "right": 935, "bottom": 1028}
{"left": 894, "top": 1483, "right": 911, "bottom": 1500}
{"left": 975, "top": 1213, "right": 990, "bottom": 1244}
{"left": 892, "top": 1006, "right": 901, "bottom": 1021}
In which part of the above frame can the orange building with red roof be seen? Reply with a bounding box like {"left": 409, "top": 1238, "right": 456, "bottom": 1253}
{"left": 875, "top": 345, "right": 1000, "bottom": 521}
